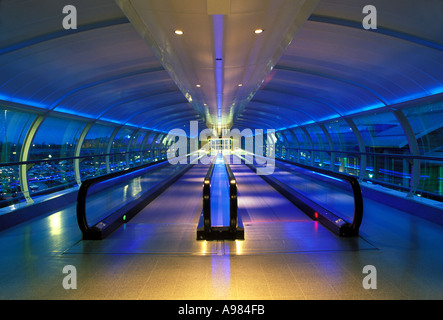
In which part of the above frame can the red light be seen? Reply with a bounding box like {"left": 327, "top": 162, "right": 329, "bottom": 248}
{"left": 314, "top": 212, "right": 319, "bottom": 219}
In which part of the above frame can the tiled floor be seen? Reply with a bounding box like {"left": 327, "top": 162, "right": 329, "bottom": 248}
{"left": 0, "top": 165, "right": 443, "bottom": 300}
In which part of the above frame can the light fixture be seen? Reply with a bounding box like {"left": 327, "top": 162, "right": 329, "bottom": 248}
{"left": 238, "top": 83, "right": 243, "bottom": 87}
{"left": 175, "top": 30, "right": 184, "bottom": 35}
{"left": 254, "top": 28, "right": 264, "bottom": 34}
{"left": 196, "top": 84, "right": 201, "bottom": 88}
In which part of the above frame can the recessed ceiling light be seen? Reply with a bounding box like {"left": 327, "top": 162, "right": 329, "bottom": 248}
{"left": 175, "top": 30, "right": 184, "bottom": 35}
{"left": 238, "top": 83, "right": 243, "bottom": 87}
{"left": 196, "top": 84, "right": 201, "bottom": 88}
{"left": 254, "top": 29, "right": 264, "bottom": 34}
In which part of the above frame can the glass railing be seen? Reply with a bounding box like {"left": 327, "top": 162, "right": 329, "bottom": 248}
{"left": 235, "top": 151, "right": 363, "bottom": 237}
{"left": 281, "top": 147, "right": 443, "bottom": 203}
{"left": 0, "top": 148, "right": 168, "bottom": 209}
{"left": 77, "top": 153, "right": 200, "bottom": 240}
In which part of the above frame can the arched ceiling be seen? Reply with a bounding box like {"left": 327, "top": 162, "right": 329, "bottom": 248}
{"left": 243, "top": 0, "right": 443, "bottom": 130}
{"left": 0, "top": 0, "right": 442, "bottom": 135}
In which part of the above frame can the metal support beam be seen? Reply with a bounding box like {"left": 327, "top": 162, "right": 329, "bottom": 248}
{"left": 345, "top": 118, "right": 367, "bottom": 180}
{"left": 105, "top": 127, "right": 121, "bottom": 173}
{"left": 300, "top": 127, "right": 314, "bottom": 166}
{"left": 74, "top": 122, "right": 94, "bottom": 186}
{"left": 391, "top": 109, "right": 421, "bottom": 197}
{"left": 319, "top": 123, "right": 335, "bottom": 170}
{"left": 19, "top": 115, "right": 45, "bottom": 204}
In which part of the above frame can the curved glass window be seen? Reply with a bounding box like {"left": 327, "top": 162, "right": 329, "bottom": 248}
{"left": 80, "top": 123, "right": 116, "bottom": 180}
{"left": 403, "top": 101, "right": 443, "bottom": 157}
{"left": 0, "top": 107, "right": 36, "bottom": 163}
{"left": 403, "top": 101, "right": 443, "bottom": 197}
{"left": 0, "top": 107, "right": 36, "bottom": 205}
{"left": 324, "top": 119, "right": 358, "bottom": 152}
{"left": 28, "top": 116, "right": 85, "bottom": 194}
{"left": 323, "top": 119, "right": 359, "bottom": 175}
{"left": 275, "top": 132, "right": 286, "bottom": 158}
{"left": 29, "top": 116, "right": 85, "bottom": 160}
{"left": 291, "top": 127, "right": 309, "bottom": 149}
{"left": 110, "top": 127, "right": 134, "bottom": 171}
{"left": 305, "top": 124, "right": 331, "bottom": 168}
{"left": 142, "top": 132, "right": 158, "bottom": 163}
{"left": 290, "top": 127, "right": 311, "bottom": 164}
{"left": 352, "top": 110, "right": 409, "bottom": 186}
{"left": 353, "top": 111, "right": 408, "bottom": 154}
{"left": 280, "top": 130, "right": 296, "bottom": 161}
{"left": 128, "top": 130, "right": 147, "bottom": 167}
{"left": 154, "top": 133, "right": 166, "bottom": 160}
{"left": 281, "top": 130, "right": 294, "bottom": 145}
{"left": 80, "top": 123, "right": 115, "bottom": 157}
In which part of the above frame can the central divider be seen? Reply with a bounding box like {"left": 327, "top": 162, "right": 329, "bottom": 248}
{"left": 197, "top": 152, "right": 244, "bottom": 241}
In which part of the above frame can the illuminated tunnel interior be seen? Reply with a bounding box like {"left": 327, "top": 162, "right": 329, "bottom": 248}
{"left": 0, "top": 0, "right": 442, "bottom": 301}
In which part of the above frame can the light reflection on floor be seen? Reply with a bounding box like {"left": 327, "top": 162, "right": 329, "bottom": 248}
{"left": 1, "top": 164, "right": 443, "bottom": 300}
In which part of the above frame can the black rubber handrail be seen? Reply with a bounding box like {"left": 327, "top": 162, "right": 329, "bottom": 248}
{"left": 77, "top": 158, "right": 169, "bottom": 237}
{"left": 237, "top": 152, "right": 363, "bottom": 236}
{"left": 202, "top": 158, "right": 216, "bottom": 233}
{"left": 276, "top": 157, "right": 364, "bottom": 235}
{"left": 223, "top": 154, "right": 238, "bottom": 232}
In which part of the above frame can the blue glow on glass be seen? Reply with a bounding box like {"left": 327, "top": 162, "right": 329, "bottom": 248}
{"left": 274, "top": 91, "right": 443, "bottom": 133}
{"left": 346, "top": 102, "right": 386, "bottom": 116}
{"left": 0, "top": 94, "right": 165, "bottom": 134}
{"left": 213, "top": 14, "right": 224, "bottom": 122}
{"left": 430, "top": 87, "right": 443, "bottom": 95}
{"left": 55, "top": 107, "right": 97, "bottom": 119}
{"left": 311, "top": 171, "right": 343, "bottom": 182}
{"left": 0, "top": 94, "right": 47, "bottom": 109}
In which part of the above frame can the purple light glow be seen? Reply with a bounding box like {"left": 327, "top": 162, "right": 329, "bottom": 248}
{"left": 213, "top": 15, "right": 224, "bottom": 119}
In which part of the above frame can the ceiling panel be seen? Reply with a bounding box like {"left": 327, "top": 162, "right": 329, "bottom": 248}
{"left": 1, "top": 0, "right": 442, "bottom": 137}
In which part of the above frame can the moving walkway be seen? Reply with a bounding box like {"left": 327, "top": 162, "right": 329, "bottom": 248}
{"left": 76, "top": 149, "right": 363, "bottom": 241}
{"left": 234, "top": 151, "right": 363, "bottom": 237}
{"left": 196, "top": 152, "right": 244, "bottom": 241}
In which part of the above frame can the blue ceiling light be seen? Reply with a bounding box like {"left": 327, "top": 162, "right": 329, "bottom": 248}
{"left": 213, "top": 14, "right": 224, "bottom": 127}
{"left": 0, "top": 94, "right": 47, "bottom": 109}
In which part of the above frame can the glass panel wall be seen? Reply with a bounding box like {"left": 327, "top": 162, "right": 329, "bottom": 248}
{"left": 0, "top": 106, "right": 171, "bottom": 209}
{"left": 323, "top": 118, "right": 360, "bottom": 176}
{"left": 273, "top": 98, "right": 443, "bottom": 202}
{"left": 353, "top": 111, "right": 409, "bottom": 187}
{"left": 291, "top": 127, "right": 311, "bottom": 165}
{"left": 28, "top": 116, "right": 86, "bottom": 194}
{"left": 281, "top": 130, "right": 297, "bottom": 161}
{"left": 128, "top": 130, "right": 147, "bottom": 167}
{"left": 403, "top": 101, "right": 443, "bottom": 197}
{"left": 142, "top": 132, "right": 157, "bottom": 164}
{"left": 110, "top": 127, "right": 134, "bottom": 172}
{"left": 305, "top": 124, "right": 331, "bottom": 168}
{"left": 80, "top": 123, "right": 116, "bottom": 180}
{"left": 275, "top": 132, "right": 286, "bottom": 159}
{"left": 0, "top": 107, "right": 36, "bottom": 206}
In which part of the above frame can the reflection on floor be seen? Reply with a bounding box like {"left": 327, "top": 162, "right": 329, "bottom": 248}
{"left": 0, "top": 164, "right": 443, "bottom": 299}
